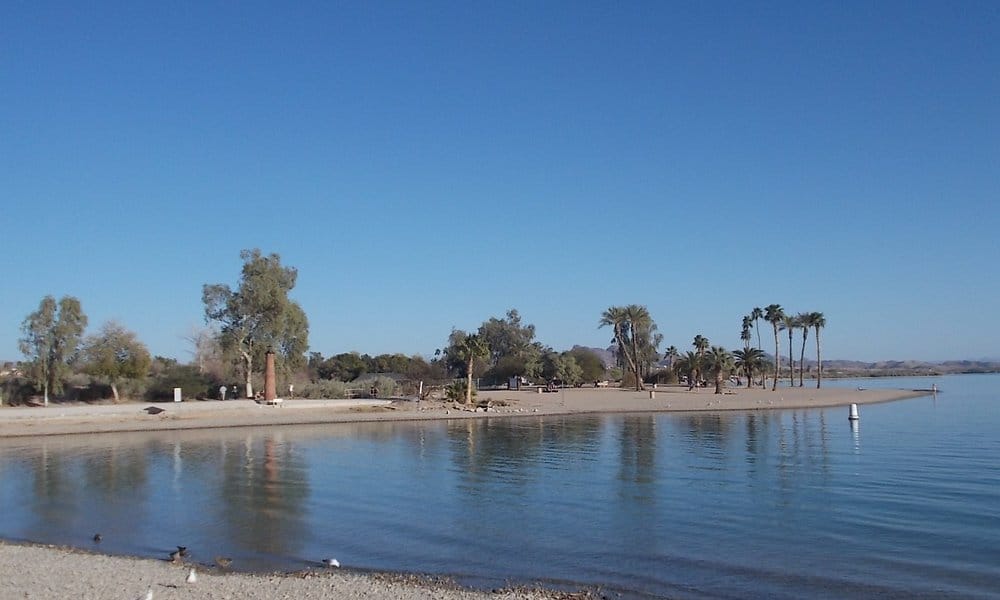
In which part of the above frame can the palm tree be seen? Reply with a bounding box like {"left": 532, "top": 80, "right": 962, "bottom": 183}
{"left": 693, "top": 335, "right": 709, "bottom": 360}
{"left": 740, "top": 317, "right": 753, "bottom": 351}
{"left": 809, "top": 312, "right": 826, "bottom": 388}
{"left": 600, "top": 305, "right": 657, "bottom": 391}
{"left": 674, "top": 351, "right": 702, "bottom": 391}
{"left": 751, "top": 307, "right": 764, "bottom": 350}
{"left": 781, "top": 314, "right": 798, "bottom": 387}
{"left": 704, "top": 346, "right": 735, "bottom": 394}
{"left": 796, "top": 312, "right": 812, "bottom": 387}
{"left": 451, "top": 333, "right": 489, "bottom": 404}
{"left": 764, "top": 304, "right": 784, "bottom": 391}
{"left": 665, "top": 345, "right": 679, "bottom": 371}
{"left": 734, "top": 347, "right": 766, "bottom": 389}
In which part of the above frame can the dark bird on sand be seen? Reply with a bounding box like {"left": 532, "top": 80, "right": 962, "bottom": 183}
{"left": 169, "top": 549, "right": 182, "bottom": 563}
{"left": 176, "top": 545, "right": 189, "bottom": 557}
{"left": 144, "top": 406, "right": 166, "bottom": 415}
{"left": 92, "top": 533, "right": 102, "bottom": 543}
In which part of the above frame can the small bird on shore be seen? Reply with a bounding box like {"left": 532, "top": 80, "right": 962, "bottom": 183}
{"left": 92, "top": 533, "right": 102, "bottom": 543}
{"left": 185, "top": 568, "right": 197, "bottom": 584}
{"left": 169, "top": 549, "right": 182, "bottom": 563}
{"left": 321, "top": 558, "right": 340, "bottom": 568}
{"left": 176, "top": 545, "right": 189, "bottom": 557}
{"left": 214, "top": 556, "right": 233, "bottom": 569}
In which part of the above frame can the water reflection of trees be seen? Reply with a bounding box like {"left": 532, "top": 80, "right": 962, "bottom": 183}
{"left": 29, "top": 444, "right": 77, "bottom": 532}
{"left": 446, "top": 416, "right": 603, "bottom": 488}
{"left": 617, "top": 416, "right": 657, "bottom": 506}
{"left": 216, "top": 433, "right": 310, "bottom": 555}
{"left": 81, "top": 441, "right": 149, "bottom": 498}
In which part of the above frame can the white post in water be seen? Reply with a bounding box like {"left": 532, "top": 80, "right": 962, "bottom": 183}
{"left": 649, "top": 390, "right": 656, "bottom": 399}
{"left": 174, "top": 387, "right": 182, "bottom": 403}
{"left": 849, "top": 403, "right": 860, "bottom": 420}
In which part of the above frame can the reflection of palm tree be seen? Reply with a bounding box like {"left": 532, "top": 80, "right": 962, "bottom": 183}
{"left": 618, "top": 416, "right": 657, "bottom": 488}
{"left": 704, "top": 346, "right": 734, "bottom": 394}
{"left": 764, "top": 304, "right": 785, "bottom": 391}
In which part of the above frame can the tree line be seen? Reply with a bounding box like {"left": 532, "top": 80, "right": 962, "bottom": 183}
{"left": 4, "top": 248, "right": 826, "bottom": 405}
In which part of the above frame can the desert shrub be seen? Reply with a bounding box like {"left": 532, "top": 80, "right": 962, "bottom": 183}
{"left": 353, "top": 375, "right": 397, "bottom": 398}
{"left": 445, "top": 379, "right": 474, "bottom": 403}
{"left": 298, "top": 380, "right": 350, "bottom": 399}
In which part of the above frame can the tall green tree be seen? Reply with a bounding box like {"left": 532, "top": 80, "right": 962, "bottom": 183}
{"left": 203, "top": 249, "right": 310, "bottom": 399}
{"left": 808, "top": 312, "right": 827, "bottom": 388}
{"left": 18, "top": 295, "right": 88, "bottom": 406}
{"left": 445, "top": 330, "right": 490, "bottom": 404}
{"left": 477, "top": 309, "right": 542, "bottom": 383}
{"left": 764, "top": 304, "right": 785, "bottom": 391}
{"left": 567, "top": 347, "right": 606, "bottom": 382}
{"left": 599, "top": 305, "right": 659, "bottom": 391}
{"left": 81, "top": 321, "right": 152, "bottom": 402}
{"left": 704, "top": 346, "right": 735, "bottom": 394}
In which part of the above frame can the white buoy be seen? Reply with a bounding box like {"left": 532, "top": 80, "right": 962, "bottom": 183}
{"left": 848, "top": 403, "right": 860, "bottom": 421}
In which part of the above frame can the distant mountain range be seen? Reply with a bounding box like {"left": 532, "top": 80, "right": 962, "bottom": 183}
{"left": 567, "top": 347, "right": 1000, "bottom": 377}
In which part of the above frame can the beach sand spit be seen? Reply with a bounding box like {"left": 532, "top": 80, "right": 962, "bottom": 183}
{"left": 0, "top": 386, "right": 926, "bottom": 438}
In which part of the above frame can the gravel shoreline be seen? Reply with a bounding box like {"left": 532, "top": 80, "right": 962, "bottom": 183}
{"left": 1, "top": 541, "right": 597, "bottom": 600}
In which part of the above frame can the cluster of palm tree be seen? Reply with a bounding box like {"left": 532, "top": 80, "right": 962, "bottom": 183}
{"left": 598, "top": 303, "right": 825, "bottom": 395}
{"left": 740, "top": 306, "right": 826, "bottom": 390}
{"left": 599, "top": 305, "right": 661, "bottom": 391}
{"left": 668, "top": 335, "right": 736, "bottom": 395}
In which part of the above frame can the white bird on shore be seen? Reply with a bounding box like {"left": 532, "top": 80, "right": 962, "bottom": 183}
{"left": 136, "top": 588, "right": 152, "bottom": 600}
{"left": 186, "top": 568, "right": 197, "bottom": 583}
{"left": 322, "top": 558, "right": 340, "bottom": 568}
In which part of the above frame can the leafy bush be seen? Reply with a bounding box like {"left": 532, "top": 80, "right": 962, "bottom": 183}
{"left": 146, "top": 364, "right": 220, "bottom": 401}
{"left": 445, "top": 379, "right": 474, "bottom": 403}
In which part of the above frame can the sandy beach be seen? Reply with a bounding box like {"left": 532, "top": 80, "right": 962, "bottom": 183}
{"left": 0, "top": 384, "right": 928, "bottom": 599}
{"left": 0, "top": 384, "right": 926, "bottom": 438}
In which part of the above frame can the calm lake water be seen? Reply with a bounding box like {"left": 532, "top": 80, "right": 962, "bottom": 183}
{"left": 1, "top": 374, "right": 998, "bottom": 599}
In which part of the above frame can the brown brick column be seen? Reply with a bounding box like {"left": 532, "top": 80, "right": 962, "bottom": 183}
{"left": 264, "top": 350, "right": 277, "bottom": 402}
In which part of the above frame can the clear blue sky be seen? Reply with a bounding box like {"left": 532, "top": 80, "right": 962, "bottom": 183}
{"left": 3, "top": 2, "right": 998, "bottom": 363}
